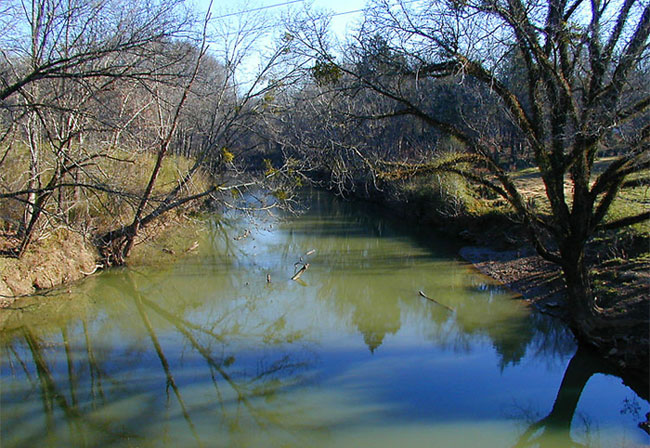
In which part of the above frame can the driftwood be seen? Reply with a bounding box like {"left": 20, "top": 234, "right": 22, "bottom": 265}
{"left": 80, "top": 264, "right": 104, "bottom": 276}
{"left": 418, "top": 290, "right": 454, "bottom": 312}
{"left": 291, "top": 263, "right": 310, "bottom": 281}
{"left": 186, "top": 241, "right": 199, "bottom": 252}
{"left": 294, "top": 249, "right": 316, "bottom": 268}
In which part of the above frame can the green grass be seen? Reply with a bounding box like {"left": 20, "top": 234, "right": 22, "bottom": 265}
{"left": 509, "top": 160, "right": 649, "bottom": 236}
{"left": 605, "top": 185, "right": 649, "bottom": 234}
{"left": 393, "top": 155, "right": 649, "bottom": 261}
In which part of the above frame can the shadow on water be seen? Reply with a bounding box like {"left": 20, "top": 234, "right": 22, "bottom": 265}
{"left": 288, "top": 189, "right": 464, "bottom": 256}
{"left": 3, "top": 320, "right": 646, "bottom": 447}
{"left": 0, "top": 189, "right": 647, "bottom": 447}
{"left": 1, "top": 271, "right": 319, "bottom": 447}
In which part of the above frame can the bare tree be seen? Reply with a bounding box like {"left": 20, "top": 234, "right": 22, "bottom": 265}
{"left": 96, "top": 5, "right": 306, "bottom": 265}
{"left": 97, "top": 37, "right": 209, "bottom": 265}
{"left": 287, "top": 0, "right": 650, "bottom": 351}
{"left": 0, "top": 0, "right": 192, "bottom": 101}
{"left": 0, "top": 0, "right": 302, "bottom": 265}
{"left": 0, "top": 0, "right": 196, "bottom": 256}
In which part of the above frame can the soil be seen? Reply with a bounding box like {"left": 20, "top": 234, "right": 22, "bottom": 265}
{"left": 0, "top": 213, "right": 204, "bottom": 307}
{"left": 0, "top": 229, "right": 97, "bottom": 306}
{"left": 459, "top": 245, "right": 567, "bottom": 315}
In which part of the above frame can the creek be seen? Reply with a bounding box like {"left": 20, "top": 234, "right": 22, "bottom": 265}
{"left": 1, "top": 190, "right": 648, "bottom": 447}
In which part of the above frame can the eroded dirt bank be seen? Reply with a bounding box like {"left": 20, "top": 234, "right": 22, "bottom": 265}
{"left": 0, "top": 215, "right": 204, "bottom": 308}
{"left": 0, "top": 229, "right": 97, "bottom": 306}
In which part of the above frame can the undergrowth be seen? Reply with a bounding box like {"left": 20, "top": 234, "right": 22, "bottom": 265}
{"left": 0, "top": 143, "right": 211, "bottom": 246}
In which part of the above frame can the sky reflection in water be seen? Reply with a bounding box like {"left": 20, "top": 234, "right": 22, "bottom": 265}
{"left": 1, "top": 191, "right": 648, "bottom": 447}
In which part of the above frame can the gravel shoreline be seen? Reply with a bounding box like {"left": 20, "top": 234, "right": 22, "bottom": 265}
{"left": 460, "top": 245, "right": 650, "bottom": 374}
{"left": 459, "top": 245, "right": 568, "bottom": 318}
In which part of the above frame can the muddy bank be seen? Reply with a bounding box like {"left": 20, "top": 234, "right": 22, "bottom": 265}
{"left": 0, "top": 229, "right": 97, "bottom": 306}
{"left": 0, "top": 215, "right": 205, "bottom": 308}
{"left": 459, "top": 246, "right": 567, "bottom": 315}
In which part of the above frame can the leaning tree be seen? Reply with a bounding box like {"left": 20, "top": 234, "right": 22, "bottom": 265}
{"left": 289, "top": 0, "right": 650, "bottom": 350}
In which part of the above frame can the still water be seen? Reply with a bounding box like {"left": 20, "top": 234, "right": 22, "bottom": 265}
{"left": 1, "top": 192, "right": 648, "bottom": 447}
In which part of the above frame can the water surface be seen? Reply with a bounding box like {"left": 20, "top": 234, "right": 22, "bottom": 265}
{"left": 1, "top": 191, "right": 648, "bottom": 447}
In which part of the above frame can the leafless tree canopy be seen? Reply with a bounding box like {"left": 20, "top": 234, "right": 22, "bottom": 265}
{"left": 0, "top": 0, "right": 301, "bottom": 263}
{"left": 280, "top": 0, "right": 649, "bottom": 344}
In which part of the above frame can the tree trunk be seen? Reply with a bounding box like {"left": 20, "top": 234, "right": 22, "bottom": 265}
{"left": 560, "top": 243, "right": 601, "bottom": 341}
{"left": 20, "top": 115, "right": 40, "bottom": 239}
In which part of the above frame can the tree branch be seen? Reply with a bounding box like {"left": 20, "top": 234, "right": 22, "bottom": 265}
{"left": 600, "top": 211, "right": 650, "bottom": 230}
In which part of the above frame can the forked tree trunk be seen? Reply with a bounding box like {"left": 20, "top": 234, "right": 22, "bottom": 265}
{"left": 562, "top": 254, "right": 599, "bottom": 338}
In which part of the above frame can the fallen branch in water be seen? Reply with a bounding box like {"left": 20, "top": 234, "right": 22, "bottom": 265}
{"left": 291, "top": 263, "right": 310, "bottom": 281}
{"left": 418, "top": 290, "right": 454, "bottom": 312}
{"left": 294, "top": 249, "right": 316, "bottom": 268}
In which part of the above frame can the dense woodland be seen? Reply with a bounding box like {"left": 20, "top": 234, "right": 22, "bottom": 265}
{"left": 1, "top": 0, "right": 648, "bottom": 361}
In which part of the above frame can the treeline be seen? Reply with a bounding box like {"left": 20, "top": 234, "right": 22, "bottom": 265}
{"left": 0, "top": 0, "right": 296, "bottom": 264}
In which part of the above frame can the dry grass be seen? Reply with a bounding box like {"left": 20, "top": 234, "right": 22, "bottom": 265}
{"left": 0, "top": 145, "right": 212, "bottom": 241}
{"left": 0, "top": 227, "right": 97, "bottom": 301}
{"left": 0, "top": 144, "right": 212, "bottom": 299}
{"left": 510, "top": 158, "right": 649, "bottom": 235}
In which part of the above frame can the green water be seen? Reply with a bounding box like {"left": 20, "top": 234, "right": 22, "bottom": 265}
{"left": 1, "top": 191, "right": 648, "bottom": 447}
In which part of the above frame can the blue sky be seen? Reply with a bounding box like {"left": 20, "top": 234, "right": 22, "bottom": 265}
{"left": 191, "top": 0, "right": 368, "bottom": 83}
{"left": 196, "top": 0, "right": 368, "bottom": 38}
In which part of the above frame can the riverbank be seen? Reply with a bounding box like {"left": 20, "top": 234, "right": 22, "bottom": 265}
{"left": 2, "top": 181, "right": 648, "bottom": 372}
{"left": 339, "top": 177, "right": 649, "bottom": 373}
{"left": 459, "top": 245, "right": 566, "bottom": 313}
{"left": 0, "top": 149, "right": 215, "bottom": 305}
{"left": 460, "top": 243, "right": 649, "bottom": 380}
{"left": 0, "top": 212, "right": 206, "bottom": 307}
{"left": 0, "top": 229, "right": 97, "bottom": 304}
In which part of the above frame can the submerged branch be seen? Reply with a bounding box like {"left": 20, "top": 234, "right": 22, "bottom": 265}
{"left": 418, "top": 290, "right": 454, "bottom": 312}
{"left": 291, "top": 263, "right": 309, "bottom": 281}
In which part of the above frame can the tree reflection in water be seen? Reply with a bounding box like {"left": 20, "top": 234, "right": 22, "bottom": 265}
{"left": 1, "top": 191, "right": 647, "bottom": 447}
{"left": 18, "top": 325, "right": 142, "bottom": 447}
{"left": 512, "top": 346, "right": 649, "bottom": 448}
{"left": 1, "top": 273, "right": 318, "bottom": 447}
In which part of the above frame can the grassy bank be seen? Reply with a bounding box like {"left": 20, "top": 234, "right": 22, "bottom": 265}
{"left": 379, "top": 158, "right": 648, "bottom": 271}
{"left": 0, "top": 149, "right": 212, "bottom": 302}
